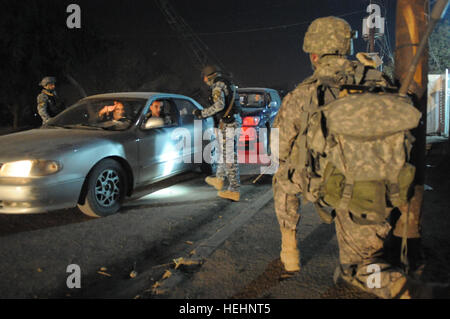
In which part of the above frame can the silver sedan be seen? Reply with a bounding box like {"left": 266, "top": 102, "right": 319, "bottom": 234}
{"left": 0, "top": 93, "right": 214, "bottom": 217}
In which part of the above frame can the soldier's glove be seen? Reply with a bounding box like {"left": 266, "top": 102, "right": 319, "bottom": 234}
{"left": 192, "top": 109, "right": 202, "bottom": 119}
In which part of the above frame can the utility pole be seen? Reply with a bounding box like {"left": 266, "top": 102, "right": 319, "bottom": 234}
{"left": 393, "top": 0, "right": 432, "bottom": 242}
{"left": 393, "top": 0, "right": 448, "bottom": 272}
{"left": 394, "top": 0, "right": 429, "bottom": 244}
{"left": 395, "top": 1, "right": 429, "bottom": 181}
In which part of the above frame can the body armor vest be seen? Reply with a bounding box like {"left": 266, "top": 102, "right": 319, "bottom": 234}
{"left": 210, "top": 77, "right": 238, "bottom": 125}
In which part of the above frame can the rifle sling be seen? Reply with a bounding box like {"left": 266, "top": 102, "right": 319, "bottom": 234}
{"left": 222, "top": 86, "right": 236, "bottom": 119}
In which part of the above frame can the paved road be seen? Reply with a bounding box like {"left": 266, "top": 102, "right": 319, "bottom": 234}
{"left": 1, "top": 144, "right": 449, "bottom": 299}
{"left": 0, "top": 165, "right": 273, "bottom": 298}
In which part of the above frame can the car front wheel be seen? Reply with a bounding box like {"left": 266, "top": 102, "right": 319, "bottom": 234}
{"left": 78, "top": 159, "right": 127, "bottom": 217}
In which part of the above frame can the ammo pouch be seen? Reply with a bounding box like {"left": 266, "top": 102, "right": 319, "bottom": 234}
{"left": 320, "top": 163, "right": 415, "bottom": 225}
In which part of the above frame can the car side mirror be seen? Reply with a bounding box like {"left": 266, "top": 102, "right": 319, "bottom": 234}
{"left": 268, "top": 101, "right": 278, "bottom": 108}
{"left": 143, "top": 117, "right": 165, "bottom": 129}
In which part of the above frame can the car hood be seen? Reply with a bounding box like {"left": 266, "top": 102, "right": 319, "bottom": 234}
{"left": 0, "top": 128, "right": 119, "bottom": 161}
{"left": 241, "top": 107, "right": 265, "bottom": 117}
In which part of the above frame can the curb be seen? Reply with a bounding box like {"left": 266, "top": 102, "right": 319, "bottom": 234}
{"left": 151, "top": 187, "right": 274, "bottom": 296}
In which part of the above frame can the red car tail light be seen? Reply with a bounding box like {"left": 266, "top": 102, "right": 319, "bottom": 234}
{"left": 242, "top": 116, "right": 260, "bottom": 126}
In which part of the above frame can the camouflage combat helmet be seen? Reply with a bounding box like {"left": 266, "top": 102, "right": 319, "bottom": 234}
{"left": 303, "top": 16, "right": 355, "bottom": 56}
{"left": 201, "top": 65, "right": 221, "bottom": 77}
{"left": 39, "top": 76, "right": 56, "bottom": 87}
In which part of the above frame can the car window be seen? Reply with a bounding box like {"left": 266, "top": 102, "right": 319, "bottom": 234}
{"left": 238, "top": 92, "right": 266, "bottom": 108}
{"left": 47, "top": 98, "right": 146, "bottom": 131}
{"left": 270, "top": 91, "right": 280, "bottom": 104}
{"left": 269, "top": 91, "right": 281, "bottom": 109}
{"left": 174, "top": 98, "right": 196, "bottom": 125}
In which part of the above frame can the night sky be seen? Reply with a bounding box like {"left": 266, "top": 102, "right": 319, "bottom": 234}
{"left": 51, "top": 0, "right": 398, "bottom": 89}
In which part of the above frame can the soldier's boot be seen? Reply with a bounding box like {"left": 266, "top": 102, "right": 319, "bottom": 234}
{"left": 333, "top": 265, "right": 345, "bottom": 285}
{"left": 218, "top": 190, "right": 240, "bottom": 202}
{"left": 205, "top": 176, "right": 224, "bottom": 191}
{"left": 280, "top": 227, "right": 301, "bottom": 273}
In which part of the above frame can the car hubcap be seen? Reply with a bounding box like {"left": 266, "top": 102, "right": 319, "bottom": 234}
{"left": 95, "top": 169, "right": 120, "bottom": 207}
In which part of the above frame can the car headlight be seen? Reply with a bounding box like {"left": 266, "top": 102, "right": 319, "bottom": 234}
{"left": 0, "top": 160, "right": 61, "bottom": 177}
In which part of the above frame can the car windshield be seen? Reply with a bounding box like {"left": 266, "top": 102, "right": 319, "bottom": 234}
{"left": 47, "top": 98, "right": 147, "bottom": 131}
{"left": 238, "top": 93, "right": 266, "bottom": 108}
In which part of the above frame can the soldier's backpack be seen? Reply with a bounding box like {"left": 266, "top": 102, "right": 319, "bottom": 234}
{"left": 294, "top": 74, "right": 422, "bottom": 225}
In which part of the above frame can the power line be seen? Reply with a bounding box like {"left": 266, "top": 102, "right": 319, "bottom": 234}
{"left": 154, "top": 0, "right": 226, "bottom": 71}
{"left": 196, "top": 9, "right": 366, "bottom": 36}
{"left": 104, "top": 8, "right": 369, "bottom": 40}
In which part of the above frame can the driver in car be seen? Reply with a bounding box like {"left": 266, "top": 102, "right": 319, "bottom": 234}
{"left": 147, "top": 100, "right": 162, "bottom": 118}
{"left": 252, "top": 94, "right": 264, "bottom": 107}
{"left": 146, "top": 100, "right": 172, "bottom": 125}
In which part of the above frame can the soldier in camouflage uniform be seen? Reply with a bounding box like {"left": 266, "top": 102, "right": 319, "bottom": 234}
{"left": 272, "top": 16, "right": 449, "bottom": 298}
{"left": 37, "top": 76, "right": 63, "bottom": 124}
{"left": 193, "top": 65, "right": 241, "bottom": 202}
